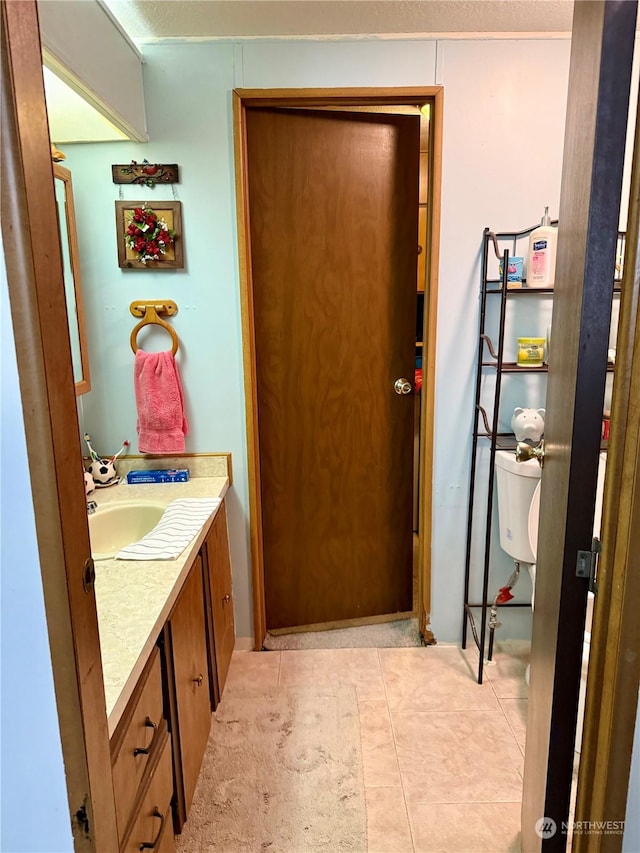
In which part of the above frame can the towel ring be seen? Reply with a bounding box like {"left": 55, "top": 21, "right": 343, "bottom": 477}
{"left": 130, "top": 300, "right": 179, "bottom": 356}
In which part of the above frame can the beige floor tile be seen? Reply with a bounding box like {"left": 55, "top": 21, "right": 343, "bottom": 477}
{"left": 223, "top": 650, "right": 281, "bottom": 693}
{"left": 500, "top": 698, "right": 527, "bottom": 754}
{"left": 379, "top": 647, "right": 499, "bottom": 712}
{"left": 365, "top": 787, "right": 414, "bottom": 853}
{"left": 408, "top": 801, "right": 521, "bottom": 852}
{"left": 483, "top": 640, "right": 530, "bottom": 699}
{"left": 279, "top": 648, "right": 386, "bottom": 700}
{"left": 359, "top": 700, "right": 402, "bottom": 788}
{"left": 393, "top": 710, "right": 523, "bottom": 804}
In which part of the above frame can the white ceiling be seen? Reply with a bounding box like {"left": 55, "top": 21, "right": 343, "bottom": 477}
{"left": 44, "top": 0, "right": 575, "bottom": 144}
{"left": 102, "top": 0, "right": 575, "bottom": 40}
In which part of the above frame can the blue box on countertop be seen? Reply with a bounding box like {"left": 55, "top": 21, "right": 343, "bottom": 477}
{"left": 126, "top": 468, "right": 190, "bottom": 484}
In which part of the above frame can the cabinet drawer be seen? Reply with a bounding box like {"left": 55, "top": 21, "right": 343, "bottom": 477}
{"left": 121, "top": 730, "right": 174, "bottom": 853}
{"left": 155, "top": 809, "right": 177, "bottom": 853}
{"left": 111, "top": 647, "right": 164, "bottom": 839}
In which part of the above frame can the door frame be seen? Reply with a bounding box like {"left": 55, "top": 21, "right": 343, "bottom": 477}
{"left": 521, "top": 2, "right": 638, "bottom": 849}
{"left": 573, "top": 65, "right": 640, "bottom": 850}
{"left": 1, "top": 1, "right": 118, "bottom": 848}
{"left": 233, "top": 86, "right": 443, "bottom": 647}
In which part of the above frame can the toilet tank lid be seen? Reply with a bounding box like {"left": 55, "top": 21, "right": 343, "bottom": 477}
{"left": 495, "top": 450, "right": 542, "bottom": 478}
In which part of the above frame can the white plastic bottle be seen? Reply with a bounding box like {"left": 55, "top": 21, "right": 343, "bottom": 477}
{"left": 527, "top": 206, "right": 558, "bottom": 288}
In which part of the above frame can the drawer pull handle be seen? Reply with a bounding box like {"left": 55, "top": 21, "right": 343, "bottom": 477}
{"left": 222, "top": 594, "right": 231, "bottom": 604}
{"left": 133, "top": 716, "right": 158, "bottom": 757}
{"left": 192, "top": 674, "right": 204, "bottom": 687}
{"left": 139, "top": 805, "right": 165, "bottom": 850}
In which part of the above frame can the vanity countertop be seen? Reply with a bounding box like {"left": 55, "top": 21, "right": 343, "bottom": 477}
{"left": 91, "top": 476, "right": 229, "bottom": 736}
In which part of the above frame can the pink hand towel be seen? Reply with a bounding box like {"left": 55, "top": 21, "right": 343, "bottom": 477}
{"left": 134, "top": 350, "right": 189, "bottom": 454}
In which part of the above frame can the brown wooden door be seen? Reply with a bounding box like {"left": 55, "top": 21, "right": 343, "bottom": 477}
{"left": 246, "top": 106, "right": 419, "bottom": 630}
{"left": 521, "top": 2, "right": 637, "bottom": 850}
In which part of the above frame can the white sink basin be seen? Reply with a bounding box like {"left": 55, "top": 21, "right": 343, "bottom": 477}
{"left": 89, "top": 501, "right": 167, "bottom": 560}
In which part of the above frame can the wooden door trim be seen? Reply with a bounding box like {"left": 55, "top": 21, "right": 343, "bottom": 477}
{"left": 573, "top": 75, "right": 640, "bottom": 851}
{"left": 236, "top": 86, "right": 442, "bottom": 108}
{"left": 521, "top": 2, "right": 637, "bottom": 849}
{"left": 419, "top": 87, "right": 443, "bottom": 644}
{"left": 233, "top": 86, "right": 443, "bottom": 647}
{"left": 1, "top": 1, "right": 117, "bottom": 848}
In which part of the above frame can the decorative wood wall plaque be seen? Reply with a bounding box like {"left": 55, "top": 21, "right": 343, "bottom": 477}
{"left": 112, "top": 161, "right": 179, "bottom": 187}
{"left": 115, "top": 201, "right": 184, "bottom": 270}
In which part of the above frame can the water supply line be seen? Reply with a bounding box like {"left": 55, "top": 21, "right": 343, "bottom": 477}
{"left": 463, "top": 561, "right": 521, "bottom": 662}
{"left": 487, "top": 562, "right": 520, "bottom": 661}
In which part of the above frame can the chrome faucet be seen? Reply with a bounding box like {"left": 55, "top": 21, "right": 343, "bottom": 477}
{"left": 86, "top": 500, "right": 98, "bottom": 515}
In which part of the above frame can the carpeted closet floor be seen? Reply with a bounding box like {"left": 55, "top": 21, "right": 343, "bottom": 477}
{"left": 176, "top": 641, "right": 530, "bottom": 852}
{"left": 262, "top": 618, "right": 424, "bottom": 650}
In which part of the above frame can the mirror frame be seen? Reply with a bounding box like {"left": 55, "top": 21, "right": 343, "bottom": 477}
{"left": 53, "top": 162, "right": 91, "bottom": 395}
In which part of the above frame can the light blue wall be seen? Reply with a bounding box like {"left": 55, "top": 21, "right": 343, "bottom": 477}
{"left": 433, "top": 38, "right": 570, "bottom": 639}
{"left": 1, "top": 254, "right": 73, "bottom": 851}
{"left": 67, "top": 36, "right": 572, "bottom": 642}
{"left": 69, "top": 43, "right": 254, "bottom": 636}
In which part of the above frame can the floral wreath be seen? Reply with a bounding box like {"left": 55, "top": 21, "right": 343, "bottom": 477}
{"left": 125, "top": 206, "right": 175, "bottom": 264}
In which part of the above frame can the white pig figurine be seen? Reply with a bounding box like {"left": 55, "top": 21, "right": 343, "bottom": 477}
{"left": 511, "top": 407, "right": 545, "bottom": 444}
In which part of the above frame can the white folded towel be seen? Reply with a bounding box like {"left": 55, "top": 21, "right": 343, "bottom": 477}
{"left": 116, "top": 497, "right": 222, "bottom": 560}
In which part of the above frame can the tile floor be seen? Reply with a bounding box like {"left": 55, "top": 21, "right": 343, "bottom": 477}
{"left": 221, "top": 640, "right": 531, "bottom": 852}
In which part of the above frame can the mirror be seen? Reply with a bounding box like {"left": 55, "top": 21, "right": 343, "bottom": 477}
{"left": 53, "top": 163, "right": 91, "bottom": 395}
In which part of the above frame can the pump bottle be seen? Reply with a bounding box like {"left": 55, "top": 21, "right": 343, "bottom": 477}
{"left": 527, "top": 206, "right": 557, "bottom": 288}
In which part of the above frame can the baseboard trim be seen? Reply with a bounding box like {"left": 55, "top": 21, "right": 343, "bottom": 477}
{"left": 234, "top": 636, "right": 254, "bottom": 651}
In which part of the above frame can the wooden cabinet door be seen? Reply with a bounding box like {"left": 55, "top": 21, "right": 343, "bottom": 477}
{"left": 204, "top": 502, "right": 235, "bottom": 701}
{"left": 168, "top": 558, "right": 211, "bottom": 821}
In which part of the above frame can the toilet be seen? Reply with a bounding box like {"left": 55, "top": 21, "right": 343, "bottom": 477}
{"left": 495, "top": 450, "right": 607, "bottom": 752}
{"left": 494, "top": 451, "right": 541, "bottom": 609}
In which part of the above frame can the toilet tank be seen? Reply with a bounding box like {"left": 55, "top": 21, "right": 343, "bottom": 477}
{"left": 494, "top": 450, "right": 542, "bottom": 564}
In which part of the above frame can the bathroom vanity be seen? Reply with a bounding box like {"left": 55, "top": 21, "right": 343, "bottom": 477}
{"left": 92, "top": 474, "right": 233, "bottom": 849}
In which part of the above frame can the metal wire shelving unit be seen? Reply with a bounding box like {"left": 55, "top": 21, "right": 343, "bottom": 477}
{"left": 462, "top": 224, "right": 624, "bottom": 684}
{"left": 461, "top": 223, "right": 552, "bottom": 685}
